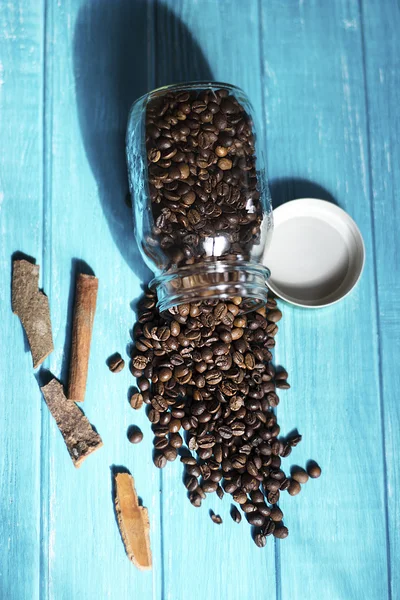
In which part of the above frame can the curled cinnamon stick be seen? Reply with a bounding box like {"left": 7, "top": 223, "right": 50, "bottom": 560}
{"left": 68, "top": 273, "right": 98, "bottom": 402}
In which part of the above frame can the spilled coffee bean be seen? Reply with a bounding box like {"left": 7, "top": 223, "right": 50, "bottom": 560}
{"left": 128, "top": 290, "right": 319, "bottom": 544}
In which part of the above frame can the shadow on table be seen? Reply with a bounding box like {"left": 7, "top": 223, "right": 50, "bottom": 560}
{"left": 269, "top": 177, "right": 337, "bottom": 209}
{"left": 73, "top": 0, "right": 213, "bottom": 285}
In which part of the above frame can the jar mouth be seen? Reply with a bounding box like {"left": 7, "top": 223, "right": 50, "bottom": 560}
{"left": 150, "top": 260, "right": 270, "bottom": 314}
{"left": 132, "top": 81, "right": 247, "bottom": 107}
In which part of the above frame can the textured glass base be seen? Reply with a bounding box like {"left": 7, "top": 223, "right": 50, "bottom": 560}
{"left": 151, "top": 261, "right": 270, "bottom": 314}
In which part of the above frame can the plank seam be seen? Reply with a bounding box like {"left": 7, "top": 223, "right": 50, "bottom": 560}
{"left": 358, "top": 1, "right": 392, "bottom": 598}
{"left": 150, "top": 2, "right": 165, "bottom": 599}
{"left": 39, "top": 0, "right": 53, "bottom": 598}
{"left": 257, "top": 1, "right": 280, "bottom": 598}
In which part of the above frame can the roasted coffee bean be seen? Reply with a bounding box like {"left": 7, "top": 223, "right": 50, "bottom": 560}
{"left": 267, "top": 490, "right": 280, "bottom": 504}
{"left": 257, "top": 503, "right": 271, "bottom": 517}
{"left": 130, "top": 282, "right": 318, "bottom": 544}
{"left": 164, "top": 446, "right": 178, "bottom": 462}
{"left": 246, "top": 512, "right": 265, "bottom": 527}
{"left": 233, "top": 490, "right": 248, "bottom": 504}
{"left": 307, "top": 461, "right": 322, "bottom": 478}
{"left": 202, "top": 480, "right": 218, "bottom": 493}
{"left": 231, "top": 505, "right": 242, "bottom": 523}
{"left": 292, "top": 468, "right": 309, "bottom": 484}
{"left": 241, "top": 502, "right": 257, "bottom": 514}
{"left": 130, "top": 392, "right": 144, "bottom": 410}
{"left": 288, "top": 479, "right": 301, "bottom": 496}
{"left": 189, "top": 492, "right": 202, "bottom": 507}
{"left": 169, "top": 433, "right": 183, "bottom": 448}
{"left": 151, "top": 395, "right": 169, "bottom": 412}
{"left": 250, "top": 490, "right": 265, "bottom": 504}
{"left": 273, "top": 525, "right": 289, "bottom": 539}
{"left": 108, "top": 352, "right": 125, "bottom": 373}
{"left": 127, "top": 426, "right": 143, "bottom": 444}
{"left": 154, "top": 437, "right": 169, "bottom": 450}
{"left": 276, "top": 381, "right": 291, "bottom": 390}
{"left": 159, "top": 367, "right": 173, "bottom": 382}
{"left": 210, "top": 513, "right": 223, "bottom": 524}
{"left": 154, "top": 453, "right": 167, "bottom": 468}
{"left": 185, "top": 476, "right": 198, "bottom": 491}
{"left": 168, "top": 419, "right": 181, "bottom": 433}
{"left": 132, "top": 355, "right": 148, "bottom": 370}
{"left": 267, "top": 309, "right": 282, "bottom": 323}
{"left": 254, "top": 533, "right": 266, "bottom": 548}
{"left": 270, "top": 507, "right": 283, "bottom": 522}
{"left": 180, "top": 456, "right": 197, "bottom": 466}
{"left": 187, "top": 465, "right": 202, "bottom": 477}
{"left": 280, "top": 478, "right": 290, "bottom": 491}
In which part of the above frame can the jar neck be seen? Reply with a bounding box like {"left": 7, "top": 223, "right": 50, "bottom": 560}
{"left": 150, "top": 260, "right": 270, "bottom": 314}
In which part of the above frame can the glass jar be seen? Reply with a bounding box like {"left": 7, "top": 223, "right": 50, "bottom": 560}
{"left": 126, "top": 82, "right": 273, "bottom": 312}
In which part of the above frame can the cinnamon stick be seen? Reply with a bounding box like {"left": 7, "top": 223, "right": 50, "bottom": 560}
{"left": 114, "top": 472, "right": 152, "bottom": 570}
{"left": 41, "top": 377, "right": 103, "bottom": 467}
{"left": 68, "top": 273, "right": 98, "bottom": 402}
{"left": 12, "top": 259, "right": 54, "bottom": 368}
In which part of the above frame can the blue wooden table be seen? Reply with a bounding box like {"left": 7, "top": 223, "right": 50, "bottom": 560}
{"left": 1, "top": 1, "right": 399, "bottom": 599}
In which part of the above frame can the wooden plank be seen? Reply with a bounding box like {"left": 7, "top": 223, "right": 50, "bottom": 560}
{"left": 0, "top": 1, "right": 44, "bottom": 599}
{"left": 154, "top": 1, "right": 277, "bottom": 599}
{"left": 41, "top": 0, "right": 161, "bottom": 598}
{"left": 260, "top": 1, "right": 389, "bottom": 599}
{"left": 361, "top": 1, "right": 400, "bottom": 597}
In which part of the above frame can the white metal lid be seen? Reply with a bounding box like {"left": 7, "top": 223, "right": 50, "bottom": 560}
{"left": 262, "top": 198, "right": 365, "bottom": 308}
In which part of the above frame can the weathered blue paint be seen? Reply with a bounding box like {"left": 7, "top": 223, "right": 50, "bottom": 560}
{"left": 0, "top": 1, "right": 398, "bottom": 599}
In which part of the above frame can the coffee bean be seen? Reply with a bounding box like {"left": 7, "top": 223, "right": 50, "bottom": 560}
{"left": 273, "top": 525, "right": 289, "bottom": 539}
{"left": 154, "top": 437, "right": 169, "bottom": 450}
{"left": 127, "top": 426, "right": 143, "bottom": 444}
{"left": 180, "top": 456, "right": 197, "bottom": 465}
{"left": 270, "top": 507, "right": 283, "bottom": 522}
{"left": 246, "top": 512, "right": 265, "bottom": 527}
{"left": 132, "top": 355, "right": 149, "bottom": 371}
{"left": 276, "top": 381, "right": 291, "bottom": 390}
{"left": 187, "top": 465, "right": 202, "bottom": 477}
{"left": 254, "top": 533, "right": 266, "bottom": 548}
{"left": 130, "top": 392, "right": 144, "bottom": 410}
{"left": 159, "top": 367, "right": 173, "bottom": 382}
{"left": 307, "top": 461, "right": 322, "bottom": 478}
{"left": 263, "top": 520, "right": 276, "bottom": 536}
{"left": 164, "top": 447, "right": 178, "bottom": 462}
{"left": 267, "top": 490, "right": 280, "bottom": 504}
{"left": 230, "top": 505, "right": 242, "bottom": 523}
{"left": 202, "top": 480, "right": 218, "bottom": 493}
{"left": 267, "top": 309, "right": 282, "bottom": 323}
{"left": 168, "top": 419, "right": 181, "bottom": 433}
{"left": 210, "top": 513, "right": 223, "bottom": 524}
{"left": 233, "top": 491, "right": 248, "bottom": 504}
{"left": 130, "top": 278, "right": 317, "bottom": 544}
{"left": 250, "top": 490, "right": 264, "bottom": 504}
{"left": 108, "top": 353, "right": 125, "bottom": 373}
{"left": 292, "top": 468, "right": 309, "bottom": 484}
{"left": 216, "top": 486, "right": 224, "bottom": 500}
{"left": 288, "top": 433, "right": 302, "bottom": 447}
{"left": 169, "top": 433, "right": 183, "bottom": 448}
{"left": 154, "top": 453, "right": 167, "bottom": 468}
{"left": 288, "top": 479, "right": 301, "bottom": 496}
{"left": 185, "top": 476, "right": 198, "bottom": 491}
{"left": 189, "top": 492, "right": 202, "bottom": 507}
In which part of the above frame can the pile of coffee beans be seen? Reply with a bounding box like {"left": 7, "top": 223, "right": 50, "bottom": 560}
{"left": 129, "top": 290, "right": 321, "bottom": 546}
{"left": 145, "top": 87, "right": 263, "bottom": 269}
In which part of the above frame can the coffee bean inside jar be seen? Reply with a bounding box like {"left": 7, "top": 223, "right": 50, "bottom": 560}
{"left": 126, "top": 83, "right": 273, "bottom": 313}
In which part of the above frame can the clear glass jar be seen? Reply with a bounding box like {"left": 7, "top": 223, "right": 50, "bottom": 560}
{"left": 126, "top": 82, "right": 273, "bottom": 312}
